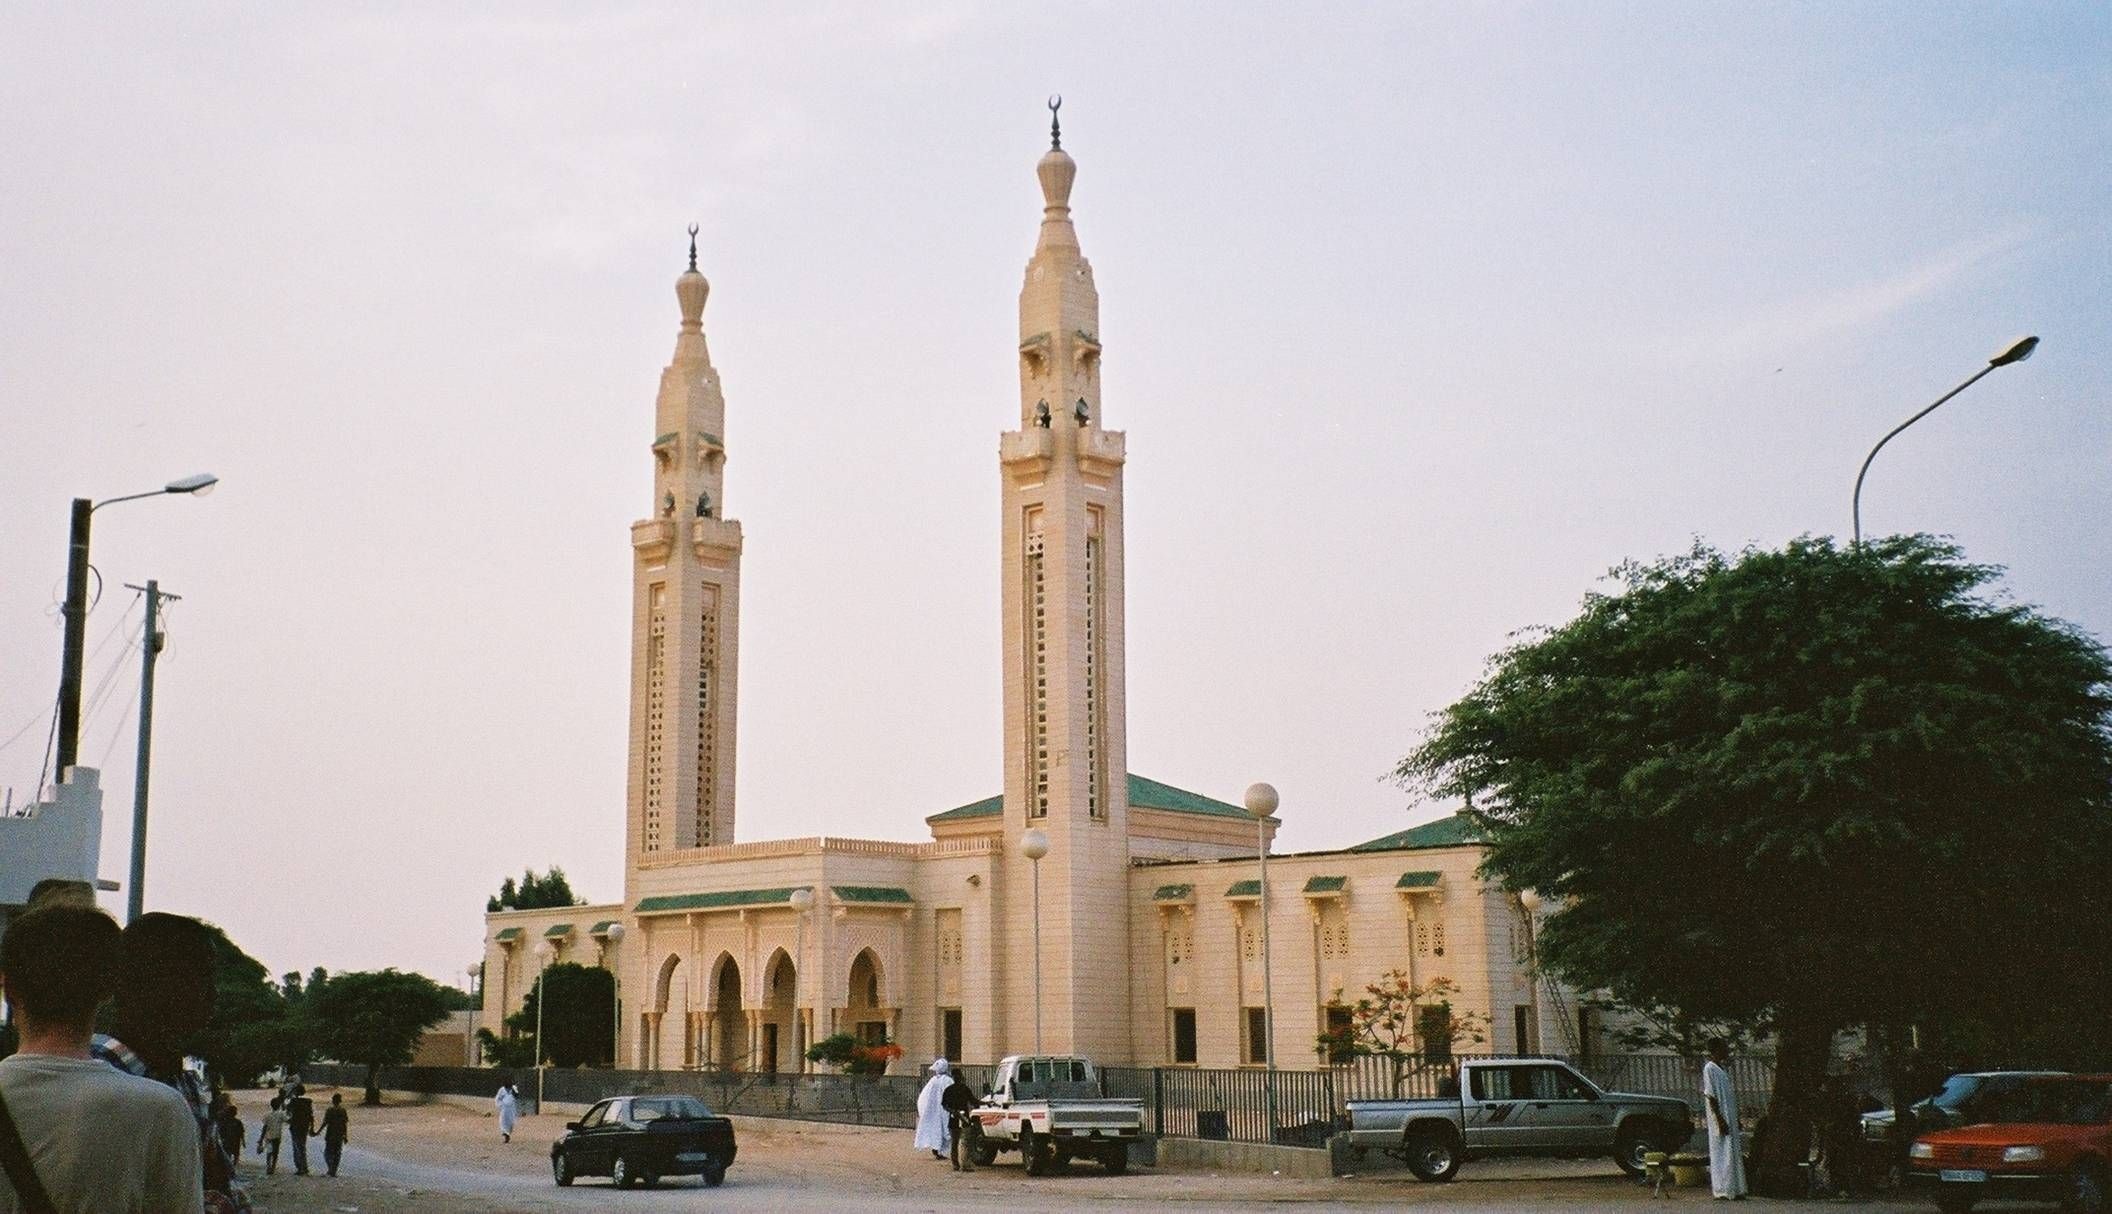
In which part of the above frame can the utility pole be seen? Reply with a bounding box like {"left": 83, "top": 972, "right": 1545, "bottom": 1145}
{"left": 124, "top": 580, "right": 179, "bottom": 924}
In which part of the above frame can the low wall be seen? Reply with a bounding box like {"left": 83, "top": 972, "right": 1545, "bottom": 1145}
{"left": 1155, "top": 1134, "right": 1337, "bottom": 1179}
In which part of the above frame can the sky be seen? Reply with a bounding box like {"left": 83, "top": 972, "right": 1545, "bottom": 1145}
{"left": 3, "top": 2, "right": 2107, "bottom": 989}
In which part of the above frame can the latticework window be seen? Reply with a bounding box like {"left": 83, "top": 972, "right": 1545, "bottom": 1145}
{"left": 694, "top": 592, "right": 719, "bottom": 846}
{"left": 1084, "top": 531, "right": 1102, "bottom": 818}
{"left": 644, "top": 584, "right": 668, "bottom": 850}
{"left": 1026, "top": 526, "right": 1049, "bottom": 818}
{"left": 1321, "top": 921, "right": 1352, "bottom": 960}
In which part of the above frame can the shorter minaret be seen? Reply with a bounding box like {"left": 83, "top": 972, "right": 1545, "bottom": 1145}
{"left": 997, "top": 101, "right": 1134, "bottom": 1061}
{"left": 624, "top": 229, "right": 745, "bottom": 877}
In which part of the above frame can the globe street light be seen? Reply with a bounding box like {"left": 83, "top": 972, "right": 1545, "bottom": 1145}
{"left": 789, "top": 887, "right": 814, "bottom": 1072}
{"left": 1019, "top": 828, "right": 1049, "bottom": 1054}
{"left": 1244, "top": 782, "right": 1280, "bottom": 1133}
{"left": 603, "top": 923, "right": 627, "bottom": 1067}
{"left": 1852, "top": 336, "right": 2039, "bottom": 546}
{"left": 54, "top": 473, "right": 218, "bottom": 783}
{"left": 534, "top": 940, "right": 555, "bottom": 1110}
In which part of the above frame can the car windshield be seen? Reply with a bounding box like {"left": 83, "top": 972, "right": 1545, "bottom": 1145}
{"left": 630, "top": 1096, "right": 714, "bottom": 1122}
{"left": 1978, "top": 1080, "right": 2112, "bottom": 1127}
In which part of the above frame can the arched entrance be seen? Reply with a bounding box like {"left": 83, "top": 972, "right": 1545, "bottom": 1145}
{"left": 761, "top": 948, "right": 797, "bottom": 1073}
{"left": 845, "top": 948, "right": 888, "bottom": 1046}
{"left": 711, "top": 954, "right": 744, "bottom": 1070}
{"left": 652, "top": 954, "right": 688, "bottom": 1070}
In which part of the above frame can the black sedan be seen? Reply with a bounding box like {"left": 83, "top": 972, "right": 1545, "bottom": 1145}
{"left": 552, "top": 1094, "right": 737, "bottom": 1189}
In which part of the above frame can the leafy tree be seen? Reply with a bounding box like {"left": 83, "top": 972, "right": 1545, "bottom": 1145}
{"left": 1400, "top": 536, "right": 2112, "bottom": 1189}
{"left": 805, "top": 1032, "right": 899, "bottom": 1075}
{"left": 193, "top": 924, "right": 304, "bottom": 1085}
{"left": 500, "top": 962, "right": 615, "bottom": 1068}
{"left": 306, "top": 969, "right": 456, "bottom": 1105}
{"left": 476, "top": 1026, "right": 534, "bottom": 1068}
{"left": 487, "top": 868, "right": 584, "bottom": 913}
{"left": 1318, "top": 973, "right": 1489, "bottom": 1088}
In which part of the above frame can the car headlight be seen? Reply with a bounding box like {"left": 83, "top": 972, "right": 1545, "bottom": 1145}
{"left": 2001, "top": 1145, "right": 2045, "bottom": 1163}
{"left": 1910, "top": 1142, "right": 1935, "bottom": 1160}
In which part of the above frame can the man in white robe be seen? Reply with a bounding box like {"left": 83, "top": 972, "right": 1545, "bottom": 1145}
{"left": 495, "top": 1083, "right": 518, "bottom": 1143}
{"left": 914, "top": 1058, "right": 953, "bottom": 1159}
{"left": 1702, "top": 1038, "right": 1748, "bottom": 1199}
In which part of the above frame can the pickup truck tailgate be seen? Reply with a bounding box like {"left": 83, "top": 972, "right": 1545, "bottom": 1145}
{"left": 1049, "top": 1100, "right": 1145, "bottom": 1131}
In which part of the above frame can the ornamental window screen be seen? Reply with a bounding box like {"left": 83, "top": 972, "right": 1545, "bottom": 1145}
{"left": 644, "top": 584, "right": 668, "bottom": 851}
{"left": 694, "top": 593, "right": 719, "bottom": 846}
{"left": 1321, "top": 921, "right": 1352, "bottom": 960}
{"left": 1084, "top": 530, "right": 1102, "bottom": 818}
{"left": 1241, "top": 924, "right": 1259, "bottom": 962}
{"left": 1025, "top": 526, "right": 1049, "bottom": 817}
{"left": 938, "top": 924, "right": 964, "bottom": 967}
{"left": 1166, "top": 927, "right": 1191, "bottom": 967}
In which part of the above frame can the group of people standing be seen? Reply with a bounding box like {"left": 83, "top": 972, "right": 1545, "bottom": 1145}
{"left": 0, "top": 887, "right": 356, "bottom": 1213}
{"left": 258, "top": 1076, "right": 349, "bottom": 1177}
{"left": 912, "top": 1059, "right": 982, "bottom": 1172}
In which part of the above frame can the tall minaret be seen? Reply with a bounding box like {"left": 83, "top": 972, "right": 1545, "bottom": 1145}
{"left": 998, "top": 102, "right": 1133, "bottom": 1061}
{"left": 624, "top": 229, "right": 744, "bottom": 872}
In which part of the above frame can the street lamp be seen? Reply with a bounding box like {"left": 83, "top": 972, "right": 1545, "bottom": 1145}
{"left": 533, "top": 940, "right": 554, "bottom": 1110}
{"left": 789, "top": 888, "right": 813, "bottom": 1072}
{"left": 1852, "top": 336, "right": 2038, "bottom": 545}
{"left": 55, "top": 474, "right": 218, "bottom": 783}
{"left": 1244, "top": 782, "right": 1280, "bottom": 1133}
{"left": 603, "top": 923, "right": 626, "bottom": 1068}
{"left": 1019, "top": 829, "right": 1048, "bottom": 1054}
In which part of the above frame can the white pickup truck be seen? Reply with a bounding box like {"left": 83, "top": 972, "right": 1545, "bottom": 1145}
{"left": 1345, "top": 1057, "right": 1694, "bottom": 1182}
{"left": 964, "top": 1055, "right": 1147, "bottom": 1175}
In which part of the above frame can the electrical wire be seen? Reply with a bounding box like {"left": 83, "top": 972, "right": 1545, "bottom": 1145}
{"left": 95, "top": 684, "right": 140, "bottom": 770}
{"left": 10, "top": 596, "right": 144, "bottom": 807}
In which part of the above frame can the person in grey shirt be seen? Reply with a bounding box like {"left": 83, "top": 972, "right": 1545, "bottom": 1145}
{"left": 0, "top": 903, "right": 202, "bottom": 1214}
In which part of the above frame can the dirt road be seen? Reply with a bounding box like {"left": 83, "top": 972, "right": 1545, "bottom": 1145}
{"left": 232, "top": 1087, "right": 1971, "bottom": 1212}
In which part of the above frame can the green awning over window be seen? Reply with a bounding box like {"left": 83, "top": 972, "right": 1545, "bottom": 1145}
{"left": 1303, "top": 875, "right": 1347, "bottom": 894}
{"left": 494, "top": 927, "right": 522, "bottom": 942}
{"left": 634, "top": 887, "right": 805, "bottom": 914}
{"left": 1153, "top": 884, "right": 1193, "bottom": 901}
{"left": 1226, "top": 879, "right": 1261, "bottom": 898}
{"left": 1396, "top": 870, "right": 1443, "bottom": 889}
{"left": 590, "top": 920, "right": 620, "bottom": 935}
{"left": 543, "top": 923, "right": 573, "bottom": 938}
{"left": 833, "top": 886, "right": 913, "bottom": 905}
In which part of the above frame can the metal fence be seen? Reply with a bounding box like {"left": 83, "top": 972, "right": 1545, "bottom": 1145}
{"left": 302, "top": 1051, "right": 1774, "bottom": 1149}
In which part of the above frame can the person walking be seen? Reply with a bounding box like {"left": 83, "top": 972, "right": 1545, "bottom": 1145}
{"left": 494, "top": 1083, "right": 518, "bottom": 1143}
{"left": 942, "top": 1068, "right": 980, "bottom": 1172}
{"left": 284, "top": 1086, "right": 317, "bottom": 1176}
{"left": 0, "top": 902, "right": 204, "bottom": 1213}
{"left": 1702, "top": 1037, "right": 1749, "bottom": 1201}
{"left": 913, "top": 1059, "right": 952, "bottom": 1161}
{"left": 214, "top": 1098, "right": 243, "bottom": 1168}
{"left": 318, "top": 1095, "right": 349, "bottom": 1178}
{"left": 256, "top": 1098, "right": 286, "bottom": 1176}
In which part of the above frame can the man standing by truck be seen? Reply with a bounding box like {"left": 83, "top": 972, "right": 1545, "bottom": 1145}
{"left": 1703, "top": 1038, "right": 1749, "bottom": 1200}
{"left": 943, "top": 1069, "right": 979, "bottom": 1172}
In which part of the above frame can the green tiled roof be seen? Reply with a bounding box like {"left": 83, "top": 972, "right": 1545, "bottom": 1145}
{"left": 1153, "top": 884, "right": 1194, "bottom": 901}
{"left": 926, "top": 774, "right": 1248, "bottom": 823}
{"left": 590, "top": 920, "right": 619, "bottom": 935}
{"left": 544, "top": 923, "right": 574, "bottom": 937}
{"left": 1396, "top": 870, "right": 1443, "bottom": 889}
{"left": 833, "top": 886, "right": 913, "bottom": 905}
{"left": 494, "top": 927, "right": 522, "bottom": 942}
{"left": 654, "top": 431, "right": 678, "bottom": 446}
{"left": 699, "top": 432, "right": 722, "bottom": 447}
{"left": 1351, "top": 811, "right": 1486, "bottom": 853}
{"left": 1226, "top": 879, "right": 1261, "bottom": 898}
{"left": 1303, "top": 875, "right": 1347, "bottom": 894}
{"left": 635, "top": 887, "right": 805, "bottom": 914}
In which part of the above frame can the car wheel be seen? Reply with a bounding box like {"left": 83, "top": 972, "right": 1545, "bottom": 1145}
{"left": 611, "top": 1154, "right": 634, "bottom": 1189}
{"left": 1614, "top": 1123, "right": 1653, "bottom": 1177}
{"left": 1023, "top": 1130, "right": 1053, "bottom": 1177}
{"left": 1403, "top": 1130, "right": 1462, "bottom": 1183}
{"left": 703, "top": 1160, "right": 726, "bottom": 1188}
{"left": 2070, "top": 1162, "right": 2108, "bottom": 1214}
{"left": 1101, "top": 1143, "right": 1128, "bottom": 1175}
{"left": 969, "top": 1133, "right": 999, "bottom": 1167}
{"left": 552, "top": 1151, "right": 573, "bottom": 1187}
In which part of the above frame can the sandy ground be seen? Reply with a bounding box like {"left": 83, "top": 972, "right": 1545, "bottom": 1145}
{"left": 227, "top": 1086, "right": 2020, "bottom": 1213}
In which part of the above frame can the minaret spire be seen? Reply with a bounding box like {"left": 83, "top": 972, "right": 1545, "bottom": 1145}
{"left": 1048, "top": 94, "right": 1062, "bottom": 150}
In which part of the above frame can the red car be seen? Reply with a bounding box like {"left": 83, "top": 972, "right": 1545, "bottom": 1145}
{"left": 1908, "top": 1074, "right": 2112, "bottom": 1213}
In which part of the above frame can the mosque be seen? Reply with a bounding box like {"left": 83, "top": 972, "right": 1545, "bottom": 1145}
{"left": 480, "top": 112, "right": 1582, "bottom": 1073}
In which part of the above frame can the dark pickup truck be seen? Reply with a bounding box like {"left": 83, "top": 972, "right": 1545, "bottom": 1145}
{"left": 552, "top": 1094, "right": 737, "bottom": 1189}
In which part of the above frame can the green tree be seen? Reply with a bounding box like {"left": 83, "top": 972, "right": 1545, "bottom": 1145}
{"left": 306, "top": 969, "right": 456, "bottom": 1105}
{"left": 1319, "top": 972, "right": 1489, "bottom": 1085}
{"left": 487, "top": 868, "right": 584, "bottom": 912}
{"left": 193, "top": 924, "right": 303, "bottom": 1085}
{"left": 1400, "top": 536, "right": 2112, "bottom": 1188}
{"left": 500, "top": 962, "right": 614, "bottom": 1068}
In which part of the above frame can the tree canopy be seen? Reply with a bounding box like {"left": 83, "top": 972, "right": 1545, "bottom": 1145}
{"left": 1400, "top": 536, "right": 2112, "bottom": 1180}
{"left": 494, "top": 962, "right": 614, "bottom": 1068}
{"left": 487, "top": 867, "right": 585, "bottom": 913}
{"left": 306, "top": 968, "right": 456, "bottom": 1104}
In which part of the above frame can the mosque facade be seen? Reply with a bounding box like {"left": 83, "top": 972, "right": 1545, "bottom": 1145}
{"left": 480, "top": 119, "right": 1587, "bottom": 1074}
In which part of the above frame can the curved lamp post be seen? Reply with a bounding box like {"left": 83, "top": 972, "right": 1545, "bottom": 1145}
{"left": 1020, "top": 828, "right": 1049, "bottom": 1054}
{"left": 533, "top": 940, "right": 555, "bottom": 1109}
{"left": 789, "top": 887, "right": 814, "bottom": 1072}
{"left": 55, "top": 473, "right": 218, "bottom": 783}
{"left": 1244, "top": 782, "right": 1280, "bottom": 1132}
{"left": 1852, "top": 336, "right": 2038, "bottom": 545}
{"left": 602, "top": 923, "right": 626, "bottom": 1067}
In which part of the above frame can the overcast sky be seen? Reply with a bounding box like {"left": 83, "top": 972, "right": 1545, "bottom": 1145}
{"left": 4, "top": 3, "right": 2107, "bottom": 989}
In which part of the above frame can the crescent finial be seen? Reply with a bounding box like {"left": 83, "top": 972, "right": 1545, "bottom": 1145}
{"left": 686, "top": 223, "right": 699, "bottom": 272}
{"left": 1047, "top": 94, "right": 1063, "bottom": 150}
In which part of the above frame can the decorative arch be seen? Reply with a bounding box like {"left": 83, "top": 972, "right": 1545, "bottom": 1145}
{"left": 712, "top": 953, "right": 743, "bottom": 1070}
{"left": 845, "top": 948, "right": 888, "bottom": 1046}
{"left": 651, "top": 953, "right": 689, "bottom": 1070}
{"left": 760, "top": 947, "right": 797, "bottom": 1073}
